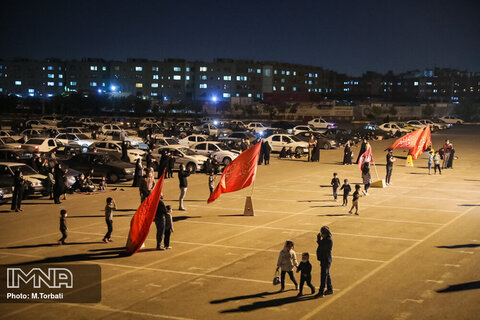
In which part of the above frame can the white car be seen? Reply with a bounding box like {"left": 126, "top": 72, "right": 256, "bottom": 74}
{"left": 424, "top": 119, "right": 449, "bottom": 130}
{"left": 89, "top": 141, "right": 145, "bottom": 163}
{"left": 55, "top": 133, "right": 95, "bottom": 147}
{"left": 79, "top": 118, "right": 101, "bottom": 127}
{"left": 0, "top": 130, "right": 22, "bottom": 141}
{"left": 439, "top": 115, "right": 464, "bottom": 124}
{"left": 378, "top": 123, "right": 410, "bottom": 135}
{"left": 308, "top": 118, "right": 337, "bottom": 129}
{"left": 177, "top": 121, "right": 193, "bottom": 127}
{"left": 264, "top": 134, "right": 309, "bottom": 154}
{"left": 247, "top": 122, "right": 270, "bottom": 133}
{"left": 0, "top": 137, "right": 22, "bottom": 149}
{"left": 190, "top": 141, "right": 240, "bottom": 165}
{"left": 154, "top": 137, "right": 180, "bottom": 147}
{"left": 179, "top": 134, "right": 209, "bottom": 147}
{"left": 100, "top": 124, "right": 136, "bottom": 136}
{"left": 21, "top": 138, "right": 60, "bottom": 153}
{"left": 140, "top": 117, "right": 157, "bottom": 124}
{"left": 26, "top": 120, "right": 56, "bottom": 130}
{"left": 195, "top": 123, "right": 219, "bottom": 136}
{"left": 20, "top": 129, "right": 46, "bottom": 139}
{"left": 292, "top": 125, "right": 323, "bottom": 135}
{"left": 230, "top": 120, "right": 247, "bottom": 127}
{"left": 153, "top": 145, "right": 208, "bottom": 173}
{"left": 406, "top": 120, "right": 427, "bottom": 129}
{"left": 64, "top": 127, "right": 92, "bottom": 135}
{"left": 0, "top": 162, "right": 46, "bottom": 195}
{"left": 40, "top": 115, "right": 61, "bottom": 126}
{"left": 101, "top": 130, "right": 145, "bottom": 148}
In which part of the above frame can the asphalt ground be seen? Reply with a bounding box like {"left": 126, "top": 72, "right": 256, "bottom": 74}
{"left": 0, "top": 125, "right": 479, "bottom": 320}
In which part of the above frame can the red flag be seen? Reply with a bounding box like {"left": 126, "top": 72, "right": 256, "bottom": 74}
{"left": 125, "top": 171, "right": 165, "bottom": 255}
{"left": 387, "top": 127, "right": 424, "bottom": 150}
{"left": 411, "top": 124, "right": 431, "bottom": 159}
{"left": 207, "top": 142, "right": 261, "bottom": 203}
{"left": 358, "top": 147, "right": 374, "bottom": 170}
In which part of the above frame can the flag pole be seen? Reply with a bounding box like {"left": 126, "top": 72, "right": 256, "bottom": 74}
{"left": 370, "top": 146, "right": 380, "bottom": 180}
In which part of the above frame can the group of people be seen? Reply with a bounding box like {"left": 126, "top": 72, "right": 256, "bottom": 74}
{"left": 275, "top": 226, "right": 333, "bottom": 297}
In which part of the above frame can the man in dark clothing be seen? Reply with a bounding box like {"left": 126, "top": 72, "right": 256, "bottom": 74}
{"left": 385, "top": 149, "right": 395, "bottom": 185}
{"left": 296, "top": 252, "right": 316, "bottom": 297}
{"left": 316, "top": 225, "right": 333, "bottom": 297}
{"left": 240, "top": 139, "right": 249, "bottom": 152}
{"left": 53, "top": 164, "right": 65, "bottom": 204}
{"left": 212, "top": 155, "right": 220, "bottom": 175}
{"left": 258, "top": 139, "right": 265, "bottom": 165}
{"left": 331, "top": 173, "right": 341, "bottom": 201}
{"left": 158, "top": 151, "right": 169, "bottom": 179}
{"left": 132, "top": 159, "right": 143, "bottom": 187}
{"left": 178, "top": 164, "right": 190, "bottom": 211}
{"left": 154, "top": 199, "right": 167, "bottom": 250}
{"left": 11, "top": 170, "right": 25, "bottom": 212}
{"left": 121, "top": 141, "right": 129, "bottom": 162}
{"left": 263, "top": 141, "right": 272, "bottom": 165}
{"left": 167, "top": 153, "right": 175, "bottom": 178}
{"left": 146, "top": 149, "right": 155, "bottom": 171}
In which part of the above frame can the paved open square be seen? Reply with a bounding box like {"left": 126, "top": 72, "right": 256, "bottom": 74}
{"left": 1, "top": 126, "right": 479, "bottom": 320}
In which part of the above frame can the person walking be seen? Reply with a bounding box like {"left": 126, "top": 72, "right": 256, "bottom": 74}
{"left": 167, "top": 153, "right": 175, "bottom": 178}
{"left": 11, "top": 170, "right": 25, "bottom": 212}
{"left": 349, "top": 184, "right": 361, "bottom": 215}
{"left": 308, "top": 135, "right": 316, "bottom": 162}
{"left": 343, "top": 141, "right": 352, "bottom": 165}
{"left": 428, "top": 149, "right": 434, "bottom": 175}
{"left": 164, "top": 205, "right": 174, "bottom": 249}
{"left": 154, "top": 199, "right": 167, "bottom": 250}
{"left": 311, "top": 139, "right": 320, "bottom": 162}
{"left": 331, "top": 173, "right": 341, "bottom": 201}
{"left": 442, "top": 139, "right": 451, "bottom": 169}
{"left": 121, "top": 141, "right": 129, "bottom": 162}
{"left": 385, "top": 149, "right": 395, "bottom": 186}
{"left": 275, "top": 240, "right": 299, "bottom": 292}
{"left": 58, "top": 209, "right": 68, "bottom": 245}
{"left": 340, "top": 179, "right": 351, "bottom": 207}
{"left": 53, "top": 163, "right": 66, "bottom": 204}
{"left": 296, "top": 252, "right": 316, "bottom": 297}
{"left": 433, "top": 151, "right": 442, "bottom": 175}
{"left": 178, "top": 164, "right": 190, "bottom": 211}
{"left": 132, "top": 158, "right": 143, "bottom": 187}
{"left": 316, "top": 225, "right": 333, "bottom": 297}
{"left": 263, "top": 140, "right": 272, "bottom": 165}
{"left": 362, "top": 162, "right": 372, "bottom": 195}
{"left": 47, "top": 167, "right": 55, "bottom": 199}
{"left": 103, "top": 197, "right": 117, "bottom": 243}
{"left": 208, "top": 170, "right": 215, "bottom": 195}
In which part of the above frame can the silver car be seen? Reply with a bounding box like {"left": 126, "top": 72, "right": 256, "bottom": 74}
{"left": 154, "top": 145, "right": 208, "bottom": 173}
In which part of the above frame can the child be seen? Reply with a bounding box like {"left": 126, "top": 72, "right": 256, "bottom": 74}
{"left": 58, "top": 209, "right": 68, "bottom": 245}
{"left": 340, "top": 179, "right": 351, "bottom": 207}
{"left": 276, "top": 240, "right": 299, "bottom": 292}
{"left": 348, "top": 184, "right": 361, "bottom": 215}
{"left": 330, "top": 173, "right": 340, "bottom": 201}
{"left": 164, "top": 205, "right": 174, "bottom": 249}
{"left": 99, "top": 176, "right": 107, "bottom": 191}
{"left": 434, "top": 151, "right": 442, "bottom": 175}
{"left": 296, "top": 252, "right": 315, "bottom": 297}
{"left": 103, "top": 197, "right": 117, "bottom": 243}
{"left": 208, "top": 170, "right": 215, "bottom": 195}
{"left": 427, "top": 149, "right": 434, "bottom": 175}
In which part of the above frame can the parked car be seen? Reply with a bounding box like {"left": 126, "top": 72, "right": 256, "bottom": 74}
{"left": 88, "top": 141, "right": 145, "bottom": 163}
{"left": 47, "top": 145, "right": 84, "bottom": 161}
{"left": 0, "top": 184, "right": 13, "bottom": 205}
{"left": 246, "top": 122, "right": 270, "bottom": 133}
{"left": 154, "top": 145, "right": 208, "bottom": 173}
{"left": 64, "top": 127, "right": 92, "bottom": 135}
{"left": 154, "top": 137, "right": 180, "bottom": 147}
{"left": 428, "top": 119, "right": 451, "bottom": 129}
{"left": 40, "top": 115, "right": 61, "bottom": 126}
{"left": 178, "top": 134, "right": 209, "bottom": 147}
{"left": 292, "top": 125, "right": 324, "bottom": 135}
{"left": 0, "top": 149, "right": 34, "bottom": 162}
{"left": 406, "top": 120, "right": 427, "bottom": 129}
{"left": 264, "top": 134, "right": 309, "bottom": 154}
{"left": 218, "top": 132, "right": 258, "bottom": 144}
{"left": 439, "top": 115, "right": 464, "bottom": 124}
{"left": 195, "top": 123, "right": 220, "bottom": 136}
{"left": 62, "top": 153, "right": 135, "bottom": 183}
{"left": 26, "top": 120, "right": 56, "bottom": 130}
{"left": 140, "top": 117, "right": 157, "bottom": 124}
{"left": 0, "top": 130, "right": 22, "bottom": 141}
{"left": 0, "top": 162, "right": 47, "bottom": 196}
{"left": 0, "top": 137, "right": 22, "bottom": 149}
{"left": 294, "top": 132, "right": 337, "bottom": 149}
{"left": 377, "top": 123, "right": 409, "bottom": 135}
{"left": 55, "top": 133, "right": 95, "bottom": 148}
{"left": 308, "top": 118, "right": 337, "bottom": 129}
{"left": 20, "top": 129, "right": 48, "bottom": 139}
{"left": 190, "top": 141, "right": 240, "bottom": 165}
{"left": 21, "top": 138, "right": 61, "bottom": 153}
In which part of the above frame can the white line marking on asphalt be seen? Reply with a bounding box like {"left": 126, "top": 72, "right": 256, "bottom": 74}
{"left": 459, "top": 251, "right": 474, "bottom": 254}
{"left": 443, "top": 264, "right": 461, "bottom": 267}
{"left": 425, "top": 280, "right": 443, "bottom": 284}
{"left": 401, "top": 299, "right": 424, "bottom": 304}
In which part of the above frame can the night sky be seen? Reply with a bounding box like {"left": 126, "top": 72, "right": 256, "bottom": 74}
{"left": 1, "top": 0, "right": 479, "bottom": 76}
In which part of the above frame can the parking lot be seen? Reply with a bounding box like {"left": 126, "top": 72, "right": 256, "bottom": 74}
{"left": 0, "top": 125, "right": 479, "bottom": 320}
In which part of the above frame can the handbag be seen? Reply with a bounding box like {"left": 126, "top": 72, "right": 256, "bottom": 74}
{"left": 273, "top": 271, "right": 280, "bottom": 286}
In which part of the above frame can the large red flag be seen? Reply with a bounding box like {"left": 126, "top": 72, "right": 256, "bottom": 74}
{"left": 358, "top": 147, "right": 374, "bottom": 170}
{"left": 207, "top": 142, "right": 261, "bottom": 203}
{"left": 125, "top": 172, "right": 165, "bottom": 255}
{"left": 387, "top": 127, "right": 424, "bottom": 150}
{"left": 411, "top": 124, "right": 431, "bottom": 159}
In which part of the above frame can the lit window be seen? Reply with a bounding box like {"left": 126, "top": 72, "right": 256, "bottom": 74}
{"left": 0, "top": 88, "right": 2, "bottom": 92}
{"left": 199, "top": 83, "right": 207, "bottom": 89}
{"left": 90, "top": 82, "right": 97, "bottom": 87}
{"left": 264, "top": 69, "right": 271, "bottom": 77}
{"left": 58, "top": 82, "right": 63, "bottom": 86}
{"left": 293, "top": 87, "right": 296, "bottom": 91}
{"left": 274, "top": 70, "right": 278, "bottom": 75}
{"left": 199, "top": 66, "right": 207, "bottom": 72}
{"left": 173, "top": 75, "right": 182, "bottom": 80}
{"left": 281, "top": 70, "right": 285, "bottom": 75}
{"left": 309, "top": 73, "right": 313, "bottom": 78}
{"left": 173, "top": 67, "right": 181, "bottom": 72}
{"left": 236, "top": 76, "right": 241, "bottom": 81}
{"left": 248, "top": 68, "right": 253, "bottom": 73}
{"left": 153, "top": 74, "right": 159, "bottom": 79}
{"left": 48, "top": 66, "right": 54, "bottom": 70}
{"left": 136, "top": 83, "right": 143, "bottom": 88}
{"left": 152, "top": 67, "right": 158, "bottom": 71}
{"left": 256, "top": 94, "right": 261, "bottom": 98}
{"left": 114, "top": 66, "right": 120, "bottom": 71}
{"left": 47, "top": 82, "right": 55, "bottom": 86}
{"left": 58, "top": 74, "right": 63, "bottom": 79}
{"left": 223, "top": 93, "right": 231, "bottom": 98}
{"left": 201, "top": 75, "right": 207, "bottom": 80}
{"left": 286, "top": 71, "right": 290, "bottom": 75}
{"left": 15, "top": 81, "right": 22, "bottom": 85}
{"left": 186, "top": 75, "right": 190, "bottom": 80}
{"left": 151, "top": 92, "right": 158, "bottom": 96}
{"left": 426, "top": 82, "right": 432, "bottom": 86}
{"left": 186, "top": 67, "right": 190, "bottom": 72}
{"left": 48, "top": 74, "right": 55, "bottom": 78}
{"left": 90, "top": 66, "right": 97, "bottom": 71}
{"left": 280, "top": 86, "right": 284, "bottom": 91}
{"left": 152, "top": 83, "right": 159, "bottom": 88}
{"left": 293, "top": 71, "right": 296, "bottom": 76}
{"left": 248, "top": 93, "right": 252, "bottom": 97}
{"left": 236, "top": 93, "right": 240, "bottom": 97}
{"left": 273, "top": 86, "right": 277, "bottom": 91}
{"left": 308, "top": 80, "right": 312, "bottom": 84}
{"left": 223, "top": 75, "right": 231, "bottom": 81}
{"left": 102, "top": 66, "right": 107, "bottom": 71}
{"left": 315, "top": 73, "right": 318, "bottom": 78}
{"left": 70, "top": 81, "right": 77, "bottom": 86}
{"left": 256, "top": 69, "right": 261, "bottom": 74}
{"left": 433, "top": 89, "right": 438, "bottom": 93}
{"left": 135, "top": 66, "right": 143, "bottom": 71}
{"left": 28, "top": 89, "right": 34, "bottom": 93}
{"left": 281, "top": 78, "right": 285, "bottom": 83}
{"left": 414, "top": 81, "right": 419, "bottom": 86}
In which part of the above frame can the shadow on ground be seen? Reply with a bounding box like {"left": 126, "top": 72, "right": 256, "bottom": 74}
{"left": 437, "top": 281, "right": 480, "bottom": 293}
{"left": 1, "top": 241, "right": 102, "bottom": 249}
{"left": 437, "top": 244, "right": 480, "bottom": 249}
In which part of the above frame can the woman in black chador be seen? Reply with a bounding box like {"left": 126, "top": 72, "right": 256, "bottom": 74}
{"left": 11, "top": 170, "right": 25, "bottom": 212}
{"left": 343, "top": 141, "right": 352, "bottom": 165}
{"left": 53, "top": 163, "right": 66, "bottom": 204}
{"left": 316, "top": 225, "right": 333, "bottom": 297}
{"left": 356, "top": 139, "right": 367, "bottom": 164}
